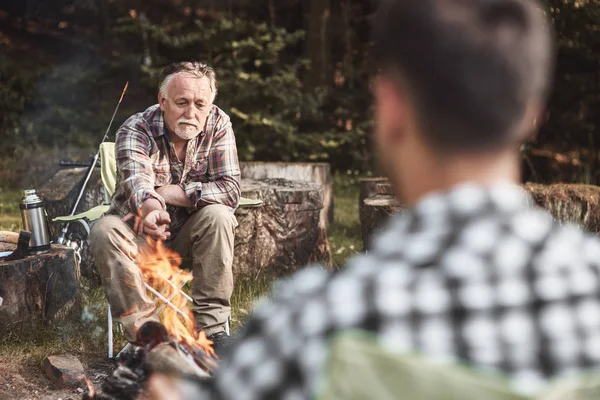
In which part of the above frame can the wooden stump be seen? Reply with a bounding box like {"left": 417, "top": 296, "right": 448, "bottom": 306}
{"left": 0, "top": 245, "right": 82, "bottom": 334}
{"left": 524, "top": 183, "right": 600, "bottom": 233}
{"left": 359, "top": 177, "right": 405, "bottom": 250}
{"left": 359, "top": 177, "right": 391, "bottom": 205}
{"left": 39, "top": 167, "right": 105, "bottom": 277}
{"left": 241, "top": 162, "right": 333, "bottom": 228}
{"left": 359, "top": 177, "right": 390, "bottom": 235}
{"left": 235, "top": 178, "right": 331, "bottom": 280}
{"left": 361, "top": 195, "right": 404, "bottom": 251}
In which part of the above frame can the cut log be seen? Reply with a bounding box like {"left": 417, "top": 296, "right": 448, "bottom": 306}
{"left": 359, "top": 177, "right": 390, "bottom": 205}
{"left": 358, "top": 178, "right": 390, "bottom": 237}
{"left": 0, "top": 245, "right": 82, "bottom": 334}
{"left": 39, "top": 168, "right": 331, "bottom": 281}
{"left": 39, "top": 167, "right": 106, "bottom": 277}
{"left": 234, "top": 178, "right": 331, "bottom": 280}
{"left": 361, "top": 195, "right": 404, "bottom": 251}
{"left": 524, "top": 183, "right": 600, "bottom": 233}
{"left": 240, "top": 161, "right": 333, "bottom": 227}
{"left": 358, "top": 177, "right": 404, "bottom": 249}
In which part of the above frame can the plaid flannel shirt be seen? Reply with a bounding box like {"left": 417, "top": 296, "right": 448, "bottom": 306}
{"left": 108, "top": 104, "right": 241, "bottom": 233}
{"left": 207, "top": 182, "right": 600, "bottom": 399}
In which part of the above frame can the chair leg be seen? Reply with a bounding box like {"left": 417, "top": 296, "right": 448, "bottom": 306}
{"left": 76, "top": 219, "right": 91, "bottom": 236}
{"left": 107, "top": 303, "right": 113, "bottom": 359}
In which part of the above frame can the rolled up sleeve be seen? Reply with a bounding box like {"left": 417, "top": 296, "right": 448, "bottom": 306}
{"left": 116, "top": 125, "right": 166, "bottom": 214}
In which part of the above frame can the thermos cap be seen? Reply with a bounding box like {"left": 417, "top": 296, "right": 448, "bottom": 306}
{"left": 21, "top": 189, "right": 42, "bottom": 205}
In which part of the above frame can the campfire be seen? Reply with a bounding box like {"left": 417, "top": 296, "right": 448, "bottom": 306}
{"left": 84, "top": 238, "right": 219, "bottom": 400}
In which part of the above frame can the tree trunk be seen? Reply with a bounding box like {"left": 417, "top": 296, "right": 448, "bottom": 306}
{"left": 306, "top": 0, "right": 331, "bottom": 86}
{"left": 0, "top": 245, "right": 82, "bottom": 334}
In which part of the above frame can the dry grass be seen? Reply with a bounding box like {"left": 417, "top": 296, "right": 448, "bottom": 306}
{"left": 0, "top": 188, "right": 21, "bottom": 231}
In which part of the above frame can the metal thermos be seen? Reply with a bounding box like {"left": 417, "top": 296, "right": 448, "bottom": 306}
{"left": 19, "top": 189, "right": 51, "bottom": 253}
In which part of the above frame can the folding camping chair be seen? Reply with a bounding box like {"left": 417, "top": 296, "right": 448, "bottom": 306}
{"left": 54, "top": 142, "right": 263, "bottom": 358}
{"left": 318, "top": 331, "right": 529, "bottom": 400}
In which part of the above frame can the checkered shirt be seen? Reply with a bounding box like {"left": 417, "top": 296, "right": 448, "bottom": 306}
{"left": 208, "top": 182, "right": 600, "bottom": 399}
{"left": 109, "top": 104, "right": 240, "bottom": 233}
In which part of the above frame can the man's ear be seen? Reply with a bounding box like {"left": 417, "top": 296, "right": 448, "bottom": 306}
{"left": 520, "top": 99, "right": 544, "bottom": 143}
{"left": 374, "top": 75, "right": 409, "bottom": 144}
{"left": 158, "top": 93, "right": 166, "bottom": 111}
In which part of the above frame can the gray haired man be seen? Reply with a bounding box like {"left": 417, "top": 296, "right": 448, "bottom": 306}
{"left": 91, "top": 61, "right": 240, "bottom": 350}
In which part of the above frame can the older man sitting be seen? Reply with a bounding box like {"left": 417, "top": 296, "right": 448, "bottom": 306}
{"left": 90, "top": 61, "right": 240, "bottom": 350}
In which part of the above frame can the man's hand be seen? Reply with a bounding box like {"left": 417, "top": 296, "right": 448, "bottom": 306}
{"left": 122, "top": 209, "right": 171, "bottom": 241}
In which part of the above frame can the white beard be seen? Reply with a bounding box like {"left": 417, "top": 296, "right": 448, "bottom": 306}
{"left": 173, "top": 118, "right": 201, "bottom": 140}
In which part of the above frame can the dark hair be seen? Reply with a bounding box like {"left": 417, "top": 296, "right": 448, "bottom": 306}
{"left": 158, "top": 61, "right": 218, "bottom": 101}
{"left": 372, "top": 0, "right": 554, "bottom": 152}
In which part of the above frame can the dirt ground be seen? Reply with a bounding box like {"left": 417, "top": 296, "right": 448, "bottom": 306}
{"left": 0, "top": 356, "right": 115, "bottom": 400}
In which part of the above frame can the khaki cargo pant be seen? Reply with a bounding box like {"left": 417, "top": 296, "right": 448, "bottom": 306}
{"left": 89, "top": 205, "right": 237, "bottom": 341}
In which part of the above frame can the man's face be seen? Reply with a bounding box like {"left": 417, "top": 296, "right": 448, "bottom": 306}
{"left": 158, "top": 73, "right": 213, "bottom": 141}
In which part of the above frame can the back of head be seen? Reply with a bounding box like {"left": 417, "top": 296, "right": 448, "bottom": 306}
{"left": 372, "top": 0, "right": 554, "bottom": 153}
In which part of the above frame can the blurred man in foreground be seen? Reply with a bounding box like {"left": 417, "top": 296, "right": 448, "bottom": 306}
{"left": 155, "top": 0, "right": 600, "bottom": 398}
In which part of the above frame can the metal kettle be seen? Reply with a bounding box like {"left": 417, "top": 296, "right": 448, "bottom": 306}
{"left": 19, "top": 189, "right": 51, "bottom": 253}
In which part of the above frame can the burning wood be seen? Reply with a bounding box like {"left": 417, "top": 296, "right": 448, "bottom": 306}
{"left": 84, "top": 321, "right": 218, "bottom": 400}
{"left": 84, "top": 238, "right": 220, "bottom": 399}
{"left": 138, "top": 238, "right": 216, "bottom": 359}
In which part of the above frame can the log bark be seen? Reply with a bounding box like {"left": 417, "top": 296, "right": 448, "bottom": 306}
{"left": 39, "top": 168, "right": 331, "bottom": 281}
{"left": 0, "top": 245, "right": 82, "bottom": 334}
{"left": 39, "top": 167, "right": 106, "bottom": 277}
{"left": 240, "top": 161, "right": 333, "bottom": 227}
{"left": 524, "top": 183, "right": 600, "bottom": 233}
{"left": 234, "top": 178, "right": 331, "bottom": 280}
{"left": 359, "top": 177, "right": 390, "bottom": 205}
{"left": 358, "top": 177, "right": 390, "bottom": 233}
{"left": 359, "top": 177, "right": 404, "bottom": 250}
{"left": 361, "top": 195, "right": 404, "bottom": 251}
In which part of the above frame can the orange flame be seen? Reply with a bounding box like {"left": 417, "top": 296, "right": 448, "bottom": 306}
{"left": 85, "top": 375, "right": 95, "bottom": 397}
{"left": 137, "top": 238, "right": 216, "bottom": 359}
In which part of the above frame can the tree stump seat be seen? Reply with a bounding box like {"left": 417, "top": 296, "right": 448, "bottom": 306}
{"left": 0, "top": 245, "right": 82, "bottom": 334}
{"left": 40, "top": 169, "right": 331, "bottom": 280}
{"left": 240, "top": 161, "right": 334, "bottom": 228}
{"left": 359, "top": 177, "right": 405, "bottom": 250}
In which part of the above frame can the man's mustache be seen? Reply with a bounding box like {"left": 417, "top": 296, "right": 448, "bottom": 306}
{"left": 177, "top": 118, "right": 198, "bottom": 127}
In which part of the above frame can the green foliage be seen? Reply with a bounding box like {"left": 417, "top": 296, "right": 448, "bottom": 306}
{"left": 3, "top": 0, "right": 600, "bottom": 185}
{"left": 115, "top": 11, "right": 372, "bottom": 169}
